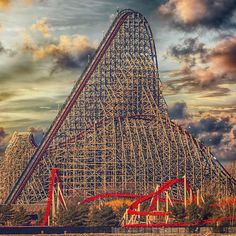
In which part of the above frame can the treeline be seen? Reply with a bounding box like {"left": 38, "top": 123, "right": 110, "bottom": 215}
{"left": 55, "top": 202, "right": 126, "bottom": 227}
{"left": 170, "top": 195, "right": 236, "bottom": 233}
{"left": 0, "top": 195, "right": 235, "bottom": 229}
{"left": 0, "top": 205, "right": 31, "bottom": 226}
{"left": 0, "top": 199, "right": 129, "bottom": 227}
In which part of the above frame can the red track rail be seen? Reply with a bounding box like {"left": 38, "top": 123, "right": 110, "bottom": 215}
{"left": 41, "top": 170, "right": 236, "bottom": 227}
{"left": 127, "top": 178, "right": 192, "bottom": 217}
{"left": 41, "top": 168, "right": 65, "bottom": 226}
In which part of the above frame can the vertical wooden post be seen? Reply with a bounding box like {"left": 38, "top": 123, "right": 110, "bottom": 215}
{"left": 165, "top": 191, "right": 169, "bottom": 223}
{"left": 156, "top": 185, "right": 160, "bottom": 211}
{"left": 56, "top": 183, "right": 60, "bottom": 213}
{"left": 197, "top": 189, "right": 200, "bottom": 206}
{"left": 190, "top": 189, "right": 193, "bottom": 204}
{"left": 166, "top": 191, "right": 169, "bottom": 212}
{"left": 183, "top": 175, "right": 187, "bottom": 208}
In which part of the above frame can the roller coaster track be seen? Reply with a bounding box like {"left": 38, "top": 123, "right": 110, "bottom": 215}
{"left": 4, "top": 9, "right": 236, "bottom": 205}
{"left": 41, "top": 168, "right": 66, "bottom": 226}
{"left": 5, "top": 9, "right": 143, "bottom": 204}
{"left": 41, "top": 169, "right": 236, "bottom": 227}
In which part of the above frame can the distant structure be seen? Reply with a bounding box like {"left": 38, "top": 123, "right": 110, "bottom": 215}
{"left": 0, "top": 132, "right": 36, "bottom": 202}
{"left": 3, "top": 9, "right": 236, "bottom": 205}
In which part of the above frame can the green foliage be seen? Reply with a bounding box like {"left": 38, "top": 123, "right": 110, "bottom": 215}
{"left": 13, "top": 206, "right": 31, "bottom": 226}
{"left": 55, "top": 203, "right": 89, "bottom": 226}
{"left": 201, "top": 195, "right": 216, "bottom": 220}
{"left": 88, "top": 205, "right": 119, "bottom": 227}
{"left": 0, "top": 204, "right": 15, "bottom": 225}
{"left": 188, "top": 202, "right": 201, "bottom": 222}
{"left": 187, "top": 202, "right": 201, "bottom": 233}
{"left": 170, "top": 203, "right": 186, "bottom": 222}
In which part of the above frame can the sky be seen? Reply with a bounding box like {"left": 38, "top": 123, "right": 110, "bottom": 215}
{"left": 0, "top": 0, "right": 236, "bottom": 163}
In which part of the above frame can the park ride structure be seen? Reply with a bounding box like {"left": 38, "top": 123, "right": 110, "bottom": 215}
{"left": 0, "top": 9, "right": 234, "bottom": 208}
{"left": 41, "top": 168, "right": 236, "bottom": 227}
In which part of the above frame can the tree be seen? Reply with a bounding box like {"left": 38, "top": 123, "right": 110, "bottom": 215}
{"left": 88, "top": 205, "right": 118, "bottom": 227}
{"left": 55, "top": 203, "right": 89, "bottom": 226}
{"left": 187, "top": 202, "right": 201, "bottom": 233}
{"left": 0, "top": 204, "right": 15, "bottom": 226}
{"left": 13, "top": 206, "right": 31, "bottom": 226}
{"left": 170, "top": 203, "right": 186, "bottom": 222}
{"left": 200, "top": 195, "right": 216, "bottom": 220}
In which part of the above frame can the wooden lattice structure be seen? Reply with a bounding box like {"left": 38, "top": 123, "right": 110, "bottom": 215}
{"left": 3, "top": 9, "right": 236, "bottom": 205}
{"left": 0, "top": 132, "right": 36, "bottom": 202}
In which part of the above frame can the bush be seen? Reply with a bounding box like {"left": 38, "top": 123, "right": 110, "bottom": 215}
{"left": 0, "top": 204, "right": 15, "bottom": 226}
{"left": 88, "top": 205, "right": 119, "bottom": 227}
{"left": 13, "top": 206, "right": 31, "bottom": 226}
{"left": 55, "top": 203, "right": 89, "bottom": 226}
{"left": 170, "top": 203, "right": 186, "bottom": 222}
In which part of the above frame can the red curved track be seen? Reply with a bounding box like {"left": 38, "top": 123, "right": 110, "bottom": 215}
{"left": 41, "top": 168, "right": 66, "bottom": 226}
{"left": 127, "top": 178, "right": 192, "bottom": 217}
{"left": 41, "top": 169, "right": 236, "bottom": 227}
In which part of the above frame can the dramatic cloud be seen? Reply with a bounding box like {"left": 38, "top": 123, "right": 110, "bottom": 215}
{"left": 159, "top": 0, "right": 236, "bottom": 30}
{"left": 168, "top": 38, "right": 207, "bottom": 67}
{"left": 166, "top": 36, "right": 236, "bottom": 96}
{"left": 169, "top": 102, "right": 188, "bottom": 120}
{"left": 200, "top": 133, "right": 223, "bottom": 146}
{"left": 177, "top": 110, "right": 236, "bottom": 162}
{"left": 31, "top": 18, "right": 50, "bottom": 37}
{"left": 209, "top": 36, "right": 236, "bottom": 75}
{"left": 22, "top": 33, "right": 96, "bottom": 73}
{"left": 0, "top": 0, "right": 34, "bottom": 10}
{"left": 0, "top": 0, "right": 10, "bottom": 10}
{"left": 186, "top": 116, "right": 232, "bottom": 136}
{"left": 191, "top": 36, "right": 236, "bottom": 85}
{"left": 0, "top": 42, "right": 16, "bottom": 56}
{"left": 229, "top": 128, "right": 236, "bottom": 144}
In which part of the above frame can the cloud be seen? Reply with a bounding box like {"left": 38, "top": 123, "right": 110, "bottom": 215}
{"left": 0, "top": 0, "right": 40, "bottom": 10}
{"left": 168, "top": 38, "right": 207, "bottom": 67}
{"left": 199, "top": 116, "right": 232, "bottom": 133}
{"left": 31, "top": 18, "right": 50, "bottom": 37}
{"left": 0, "top": 0, "right": 10, "bottom": 10}
{"left": 229, "top": 128, "right": 236, "bottom": 141}
{"left": 191, "top": 36, "right": 236, "bottom": 85}
{"left": 186, "top": 116, "right": 233, "bottom": 138}
{"left": 177, "top": 109, "right": 236, "bottom": 162}
{"left": 20, "top": 0, "right": 33, "bottom": 5}
{"left": 159, "top": 0, "right": 236, "bottom": 30}
{"left": 22, "top": 33, "right": 96, "bottom": 73}
{"left": 0, "top": 41, "right": 16, "bottom": 56}
{"left": 209, "top": 36, "right": 236, "bottom": 75}
{"left": 0, "top": 91, "right": 16, "bottom": 102}
{"left": 200, "top": 133, "right": 223, "bottom": 146}
{"left": 166, "top": 36, "right": 236, "bottom": 95}
{"left": 169, "top": 102, "right": 188, "bottom": 120}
